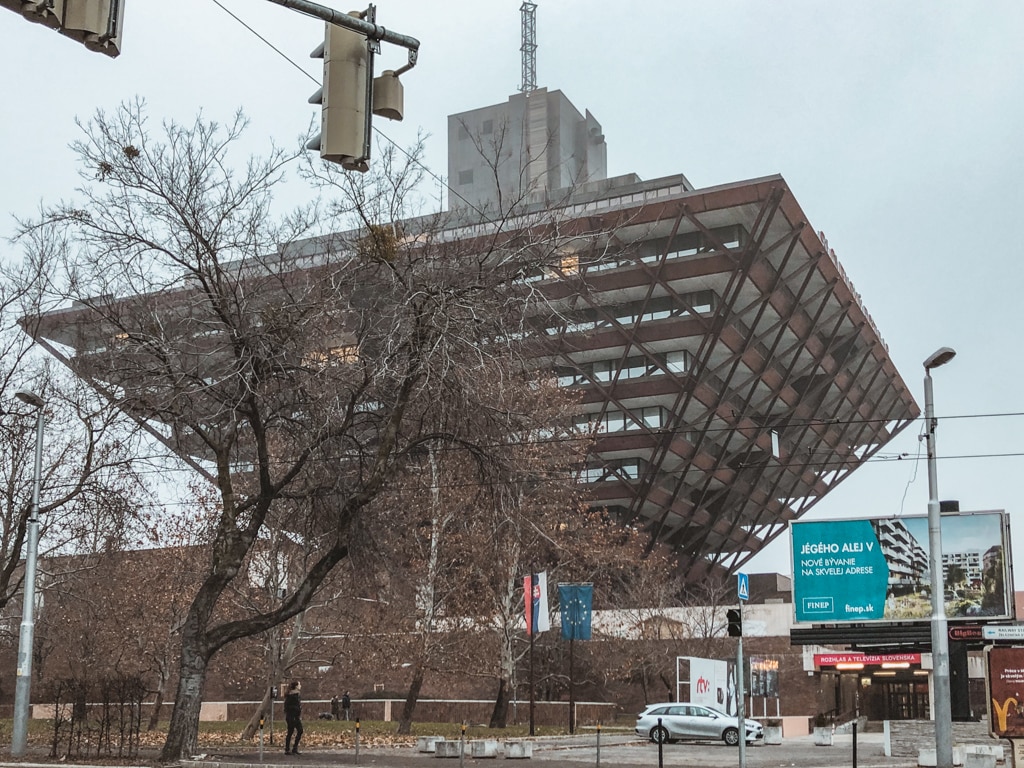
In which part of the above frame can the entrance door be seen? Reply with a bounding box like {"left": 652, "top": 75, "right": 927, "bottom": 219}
{"left": 882, "top": 681, "right": 929, "bottom": 720}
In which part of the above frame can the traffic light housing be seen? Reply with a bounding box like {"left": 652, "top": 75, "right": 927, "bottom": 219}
{"left": 9, "top": 0, "right": 124, "bottom": 57}
{"left": 726, "top": 608, "right": 742, "bottom": 637}
{"left": 308, "top": 13, "right": 405, "bottom": 172}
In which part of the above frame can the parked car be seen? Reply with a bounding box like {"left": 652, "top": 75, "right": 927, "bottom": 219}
{"left": 635, "top": 702, "right": 764, "bottom": 746}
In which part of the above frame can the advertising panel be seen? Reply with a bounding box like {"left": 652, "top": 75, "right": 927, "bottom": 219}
{"left": 748, "top": 657, "right": 779, "bottom": 697}
{"left": 676, "top": 656, "right": 738, "bottom": 715}
{"left": 791, "top": 511, "right": 1011, "bottom": 624}
{"left": 986, "top": 646, "right": 1024, "bottom": 739}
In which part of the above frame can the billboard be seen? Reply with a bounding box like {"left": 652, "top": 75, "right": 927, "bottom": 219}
{"left": 791, "top": 511, "right": 1011, "bottom": 624}
{"left": 748, "top": 657, "right": 780, "bottom": 698}
{"left": 676, "top": 656, "right": 738, "bottom": 715}
{"left": 986, "top": 646, "right": 1024, "bottom": 739}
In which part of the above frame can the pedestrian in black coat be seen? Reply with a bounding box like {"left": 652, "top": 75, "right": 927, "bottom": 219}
{"left": 284, "top": 681, "right": 303, "bottom": 755}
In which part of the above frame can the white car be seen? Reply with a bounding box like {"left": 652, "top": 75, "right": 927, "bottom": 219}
{"left": 635, "top": 702, "right": 764, "bottom": 746}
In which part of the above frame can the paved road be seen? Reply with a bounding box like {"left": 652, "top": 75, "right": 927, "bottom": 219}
{"left": 184, "top": 733, "right": 923, "bottom": 768}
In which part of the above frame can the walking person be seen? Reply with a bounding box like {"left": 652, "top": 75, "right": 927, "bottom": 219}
{"left": 341, "top": 691, "right": 351, "bottom": 721}
{"left": 284, "top": 681, "right": 303, "bottom": 755}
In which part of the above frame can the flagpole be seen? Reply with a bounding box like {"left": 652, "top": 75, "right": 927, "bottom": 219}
{"left": 569, "top": 634, "right": 576, "bottom": 734}
{"left": 528, "top": 572, "right": 536, "bottom": 736}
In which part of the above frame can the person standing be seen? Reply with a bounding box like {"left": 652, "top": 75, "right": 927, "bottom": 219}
{"left": 331, "top": 695, "right": 340, "bottom": 721}
{"left": 341, "top": 691, "right": 351, "bottom": 721}
{"left": 284, "top": 681, "right": 303, "bottom": 755}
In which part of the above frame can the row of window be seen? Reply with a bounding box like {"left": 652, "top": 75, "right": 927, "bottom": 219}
{"left": 516, "top": 226, "right": 747, "bottom": 285}
{"left": 574, "top": 406, "right": 668, "bottom": 434}
{"left": 556, "top": 350, "right": 691, "bottom": 387}
{"left": 545, "top": 292, "right": 716, "bottom": 336}
{"left": 577, "top": 459, "right": 644, "bottom": 483}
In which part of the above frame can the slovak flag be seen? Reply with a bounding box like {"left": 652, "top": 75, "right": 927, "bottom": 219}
{"left": 524, "top": 571, "right": 551, "bottom": 636}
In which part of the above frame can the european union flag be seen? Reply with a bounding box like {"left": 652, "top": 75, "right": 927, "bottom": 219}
{"left": 558, "top": 583, "right": 593, "bottom": 641}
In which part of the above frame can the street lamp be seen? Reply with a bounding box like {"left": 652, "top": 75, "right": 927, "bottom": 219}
{"left": 11, "top": 389, "right": 45, "bottom": 757}
{"left": 923, "top": 347, "right": 955, "bottom": 768}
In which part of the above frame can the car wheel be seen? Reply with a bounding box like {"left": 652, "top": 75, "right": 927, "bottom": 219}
{"left": 723, "top": 727, "right": 740, "bottom": 746}
{"left": 650, "top": 725, "right": 670, "bottom": 744}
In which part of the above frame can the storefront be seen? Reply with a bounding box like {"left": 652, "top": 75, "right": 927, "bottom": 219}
{"left": 814, "top": 652, "right": 927, "bottom": 721}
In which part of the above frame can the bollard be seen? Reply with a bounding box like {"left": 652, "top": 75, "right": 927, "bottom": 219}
{"left": 258, "top": 716, "right": 264, "bottom": 763}
{"left": 595, "top": 722, "right": 601, "bottom": 768}
{"left": 852, "top": 720, "right": 857, "bottom": 768}
{"left": 657, "top": 716, "right": 664, "bottom": 768}
{"left": 355, "top": 719, "right": 361, "bottom": 765}
{"left": 459, "top": 722, "right": 466, "bottom": 768}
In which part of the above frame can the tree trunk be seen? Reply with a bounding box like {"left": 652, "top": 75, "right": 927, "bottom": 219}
{"left": 147, "top": 688, "right": 165, "bottom": 731}
{"left": 160, "top": 644, "right": 210, "bottom": 761}
{"left": 240, "top": 687, "right": 275, "bottom": 741}
{"left": 396, "top": 664, "right": 425, "bottom": 735}
{"left": 489, "top": 677, "right": 509, "bottom": 728}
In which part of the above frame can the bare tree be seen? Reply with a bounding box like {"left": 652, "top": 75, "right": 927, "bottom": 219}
{"left": 0, "top": 234, "right": 145, "bottom": 634}
{"left": 17, "top": 101, "right": 599, "bottom": 760}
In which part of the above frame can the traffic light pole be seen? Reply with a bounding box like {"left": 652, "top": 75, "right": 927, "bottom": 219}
{"left": 265, "top": 0, "right": 420, "bottom": 65}
{"left": 737, "top": 600, "right": 745, "bottom": 768}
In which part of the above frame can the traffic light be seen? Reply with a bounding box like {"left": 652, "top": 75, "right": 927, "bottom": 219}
{"left": 726, "top": 608, "right": 742, "bottom": 637}
{"left": 309, "top": 18, "right": 371, "bottom": 171}
{"left": 308, "top": 13, "right": 405, "bottom": 172}
{"left": 9, "top": 0, "right": 124, "bottom": 57}
{"left": 60, "top": 0, "right": 124, "bottom": 57}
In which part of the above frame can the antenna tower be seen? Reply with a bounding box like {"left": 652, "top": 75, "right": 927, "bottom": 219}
{"left": 519, "top": 2, "right": 537, "bottom": 92}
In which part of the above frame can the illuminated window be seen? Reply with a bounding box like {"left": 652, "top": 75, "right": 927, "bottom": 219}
{"left": 304, "top": 344, "right": 359, "bottom": 369}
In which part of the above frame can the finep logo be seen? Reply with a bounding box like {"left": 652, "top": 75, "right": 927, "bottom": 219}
{"left": 802, "top": 596, "right": 833, "bottom": 614}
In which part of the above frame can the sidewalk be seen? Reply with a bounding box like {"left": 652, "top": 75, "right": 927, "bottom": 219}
{"left": 181, "top": 732, "right": 923, "bottom": 768}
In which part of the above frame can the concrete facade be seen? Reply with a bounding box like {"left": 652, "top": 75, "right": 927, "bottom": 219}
{"left": 447, "top": 88, "right": 607, "bottom": 212}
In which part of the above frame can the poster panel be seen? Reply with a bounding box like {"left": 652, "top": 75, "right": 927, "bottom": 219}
{"left": 677, "top": 656, "right": 743, "bottom": 715}
{"left": 791, "top": 511, "right": 1011, "bottom": 624}
{"left": 986, "top": 646, "right": 1024, "bottom": 739}
{"left": 688, "top": 656, "right": 729, "bottom": 710}
{"left": 749, "top": 657, "right": 780, "bottom": 698}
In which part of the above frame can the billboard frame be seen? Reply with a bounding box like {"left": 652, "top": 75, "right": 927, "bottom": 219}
{"left": 790, "top": 510, "right": 1012, "bottom": 625}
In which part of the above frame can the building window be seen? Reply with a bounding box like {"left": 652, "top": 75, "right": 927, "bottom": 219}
{"left": 578, "top": 407, "right": 667, "bottom": 434}
{"left": 458, "top": 169, "right": 474, "bottom": 185}
{"left": 545, "top": 292, "right": 717, "bottom": 336}
{"left": 304, "top": 344, "right": 359, "bottom": 369}
{"left": 556, "top": 351, "right": 691, "bottom": 387}
{"left": 482, "top": 119, "right": 493, "bottom": 135}
{"left": 578, "top": 459, "right": 644, "bottom": 484}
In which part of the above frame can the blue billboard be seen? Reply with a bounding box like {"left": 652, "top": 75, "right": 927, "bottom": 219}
{"left": 792, "top": 519, "right": 888, "bottom": 622}
{"left": 791, "top": 512, "right": 1011, "bottom": 624}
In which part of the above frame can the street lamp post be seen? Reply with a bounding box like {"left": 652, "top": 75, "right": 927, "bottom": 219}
{"left": 11, "top": 389, "right": 45, "bottom": 757}
{"left": 923, "top": 347, "right": 955, "bottom": 768}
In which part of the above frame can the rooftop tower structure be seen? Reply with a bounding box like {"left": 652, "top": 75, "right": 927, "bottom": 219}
{"left": 448, "top": 89, "right": 607, "bottom": 212}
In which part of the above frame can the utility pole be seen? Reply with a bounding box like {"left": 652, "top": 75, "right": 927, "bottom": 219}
{"left": 736, "top": 572, "right": 749, "bottom": 768}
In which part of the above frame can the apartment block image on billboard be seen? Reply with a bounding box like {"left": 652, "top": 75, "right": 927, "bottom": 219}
{"left": 791, "top": 512, "right": 1011, "bottom": 624}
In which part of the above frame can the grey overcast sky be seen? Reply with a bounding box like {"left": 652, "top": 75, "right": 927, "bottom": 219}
{"left": 3, "top": 1, "right": 1024, "bottom": 582}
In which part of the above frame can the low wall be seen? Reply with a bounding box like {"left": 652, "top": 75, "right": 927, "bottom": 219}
{"left": 883, "top": 719, "right": 1008, "bottom": 757}
{"left": 18, "top": 699, "right": 621, "bottom": 727}
{"left": 239, "top": 699, "right": 621, "bottom": 727}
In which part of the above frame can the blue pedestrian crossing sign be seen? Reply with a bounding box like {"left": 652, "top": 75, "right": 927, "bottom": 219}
{"left": 737, "top": 572, "right": 749, "bottom": 602}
